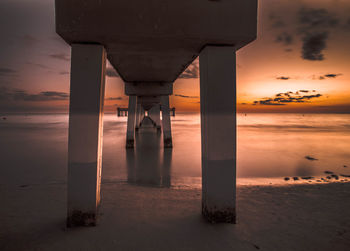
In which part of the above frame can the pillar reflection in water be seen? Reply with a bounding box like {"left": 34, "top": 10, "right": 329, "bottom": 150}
{"left": 126, "top": 117, "right": 172, "bottom": 187}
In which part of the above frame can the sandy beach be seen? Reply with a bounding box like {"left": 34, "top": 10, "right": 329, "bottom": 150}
{"left": 1, "top": 181, "right": 349, "bottom": 251}
{"left": 1, "top": 114, "right": 350, "bottom": 250}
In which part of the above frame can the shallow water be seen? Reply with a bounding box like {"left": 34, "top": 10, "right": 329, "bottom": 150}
{"left": 0, "top": 113, "right": 349, "bottom": 187}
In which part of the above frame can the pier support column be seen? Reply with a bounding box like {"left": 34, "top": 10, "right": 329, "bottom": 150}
{"left": 126, "top": 96, "right": 137, "bottom": 148}
{"left": 161, "top": 95, "right": 172, "bottom": 148}
{"left": 149, "top": 104, "right": 161, "bottom": 130}
{"left": 135, "top": 103, "right": 142, "bottom": 131}
{"left": 199, "top": 46, "right": 236, "bottom": 223}
{"left": 67, "top": 44, "right": 106, "bottom": 227}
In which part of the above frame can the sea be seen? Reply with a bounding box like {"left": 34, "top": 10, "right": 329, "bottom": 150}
{"left": 0, "top": 113, "right": 349, "bottom": 187}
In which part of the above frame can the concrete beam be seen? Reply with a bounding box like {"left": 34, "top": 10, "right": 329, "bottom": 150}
{"left": 67, "top": 44, "right": 106, "bottom": 227}
{"left": 161, "top": 96, "right": 172, "bottom": 148}
{"left": 138, "top": 96, "right": 161, "bottom": 111}
{"left": 199, "top": 46, "right": 236, "bottom": 223}
{"left": 126, "top": 96, "right": 137, "bottom": 148}
{"left": 125, "top": 82, "right": 173, "bottom": 96}
{"left": 55, "top": 0, "right": 257, "bottom": 83}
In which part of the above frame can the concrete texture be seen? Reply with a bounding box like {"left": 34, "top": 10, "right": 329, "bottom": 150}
{"left": 55, "top": 0, "right": 257, "bottom": 83}
{"left": 135, "top": 103, "right": 142, "bottom": 130}
{"left": 161, "top": 95, "right": 172, "bottom": 148}
{"left": 125, "top": 82, "right": 173, "bottom": 96}
{"left": 149, "top": 104, "right": 161, "bottom": 130}
{"left": 67, "top": 44, "right": 106, "bottom": 227}
{"left": 199, "top": 46, "right": 237, "bottom": 223}
{"left": 126, "top": 96, "right": 137, "bottom": 148}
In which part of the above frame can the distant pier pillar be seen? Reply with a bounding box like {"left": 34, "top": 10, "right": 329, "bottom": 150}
{"left": 135, "top": 103, "right": 142, "bottom": 131}
{"left": 161, "top": 95, "right": 172, "bottom": 148}
{"left": 67, "top": 44, "right": 106, "bottom": 227}
{"left": 199, "top": 46, "right": 236, "bottom": 223}
{"left": 150, "top": 104, "right": 161, "bottom": 130}
{"left": 126, "top": 96, "right": 137, "bottom": 148}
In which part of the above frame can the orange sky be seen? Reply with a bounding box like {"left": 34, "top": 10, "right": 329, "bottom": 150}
{"left": 0, "top": 0, "right": 349, "bottom": 113}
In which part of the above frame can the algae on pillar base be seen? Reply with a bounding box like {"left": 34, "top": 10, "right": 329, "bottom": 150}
{"left": 199, "top": 46, "right": 237, "bottom": 223}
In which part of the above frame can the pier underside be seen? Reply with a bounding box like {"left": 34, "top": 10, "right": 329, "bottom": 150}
{"left": 56, "top": 0, "right": 258, "bottom": 226}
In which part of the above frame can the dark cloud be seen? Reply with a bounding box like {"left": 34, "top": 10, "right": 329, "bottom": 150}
{"left": 254, "top": 100, "right": 286, "bottom": 106}
{"left": 0, "top": 67, "right": 16, "bottom": 75}
{"left": 298, "top": 8, "right": 339, "bottom": 61}
{"left": 179, "top": 61, "right": 199, "bottom": 79}
{"left": 298, "top": 8, "right": 339, "bottom": 30}
{"left": 324, "top": 73, "right": 342, "bottom": 78}
{"left": 276, "top": 76, "right": 290, "bottom": 80}
{"left": 275, "top": 32, "right": 293, "bottom": 46}
{"left": 301, "top": 32, "right": 328, "bottom": 61}
{"left": 174, "top": 94, "right": 199, "bottom": 99}
{"left": 317, "top": 73, "right": 343, "bottom": 80}
{"left": 49, "top": 53, "right": 70, "bottom": 61}
{"left": 269, "top": 13, "right": 286, "bottom": 28}
{"left": 253, "top": 91, "right": 322, "bottom": 106}
{"left": 0, "top": 87, "right": 69, "bottom": 102}
{"left": 106, "top": 67, "right": 119, "bottom": 78}
{"left": 26, "top": 61, "right": 50, "bottom": 69}
{"left": 305, "top": 156, "right": 318, "bottom": 161}
{"left": 106, "top": 97, "right": 123, "bottom": 100}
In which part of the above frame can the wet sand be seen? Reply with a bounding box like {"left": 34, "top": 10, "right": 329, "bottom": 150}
{"left": 1, "top": 182, "right": 349, "bottom": 251}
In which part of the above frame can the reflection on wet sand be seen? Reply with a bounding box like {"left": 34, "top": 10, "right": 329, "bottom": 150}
{"left": 126, "top": 117, "right": 172, "bottom": 187}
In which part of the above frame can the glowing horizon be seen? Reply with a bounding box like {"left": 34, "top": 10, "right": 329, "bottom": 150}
{"left": 0, "top": 0, "right": 349, "bottom": 113}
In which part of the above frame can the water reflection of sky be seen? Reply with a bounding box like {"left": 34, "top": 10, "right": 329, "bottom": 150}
{"left": 0, "top": 113, "right": 349, "bottom": 187}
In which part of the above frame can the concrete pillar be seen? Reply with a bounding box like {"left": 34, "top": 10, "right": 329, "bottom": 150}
{"left": 67, "top": 44, "right": 106, "bottom": 227}
{"left": 140, "top": 108, "right": 145, "bottom": 126}
{"left": 135, "top": 103, "right": 141, "bottom": 131}
{"left": 162, "top": 148, "right": 172, "bottom": 187}
{"left": 149, "top": 104, "right": 161, "bottom": 129}
{"left": 161, "top": 95, "right": 172, "bottom": 148}
{"left": 126, "top": 96, "right": 137, "bottom": 148}
{"left": 199, "top": 46, "right": 236, "bottom": 223}
{"left": 154, "top": 104, "right": 161, "bottom": 130}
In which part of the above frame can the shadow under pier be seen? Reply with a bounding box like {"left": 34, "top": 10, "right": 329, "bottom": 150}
{"left": 126, "top": 117, "right": 172, "bottom": 188}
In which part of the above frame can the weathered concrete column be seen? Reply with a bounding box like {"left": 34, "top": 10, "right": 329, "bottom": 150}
{"left": 135, "top": 103, "right": 142, "bottom": 131}
{"left": 154, "top": 104, "right": 161, "bottom": 130}
{"left": 149, "top": 104, "right": 161, "bottom": 130}
{"left": 141, "top": 108, "right": 145, "bottom": 125}
{"left": 67, "top": 44, "right": 106, "bottom": 227}
{"left": 126, "top": 96, "right": 137, "bottom": 148}
{"left": 161, "top": 95, "right": 172, "bottom": 148}
{"left": 199, "top": 46, "right": 236, "bottom": 223}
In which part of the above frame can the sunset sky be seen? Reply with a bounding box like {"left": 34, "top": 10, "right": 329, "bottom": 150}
{"left": 0, "top": 0, "right": 349, "bottom": 113}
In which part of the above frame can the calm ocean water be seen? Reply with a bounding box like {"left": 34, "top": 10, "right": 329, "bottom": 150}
{"left": 0, "top": 113, "right": 349, "bottom": 187}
